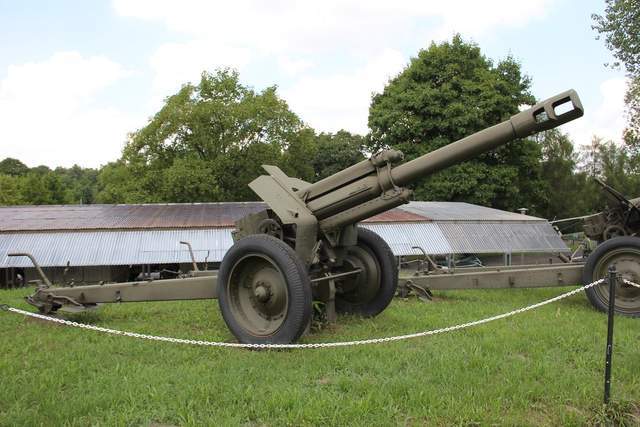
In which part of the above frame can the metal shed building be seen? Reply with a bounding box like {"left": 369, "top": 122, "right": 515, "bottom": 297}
{"left": 0, "top": 202, "right": 568, "bottom": 286}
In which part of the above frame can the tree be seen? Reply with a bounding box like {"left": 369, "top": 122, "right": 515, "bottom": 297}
{"left": 0, "top": 158, "right": 29, "bottom": 176}
{"left": 536, "top": 130, "right": 587, "bottom": 219}
{"left": 215, "top": 143, "right": 283, "bottom": 201}
{"left": 574, "top": 137, "right": 640, "bottom": 212}
{"left": 0, "top": 174, "right": 24, "bottom": 205}
{"left": 120, "top": 69, "right": 309, "bottom": 202}
{"left": 593, "top": 140, "right": 640, "bottom": 198}
{"left": 95, "top": 161, "right": 150, "bottom": 203}
{"left": 579, "top": 136, "right": 604, "bottom": 178}
{"left": 19, "top": 172, "right": 66, "bottom": 205}
{"left": 281, "top": 128, "right": 317, "bottom": 183}
{"left": 367, "top": 35, "right": 542, "bottom": 211}
{"left": 593, "top": 0, "right": 640, "bottom": 147}
{"left": 54, "top": 165, "right": 98, "bottom": 204}
{"left": 311, "top": 130, "right": 365, "bottom": 180}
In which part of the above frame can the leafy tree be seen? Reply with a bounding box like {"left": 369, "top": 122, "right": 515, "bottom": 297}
{"left": 120, "top": 69, "right": 308, "bottom": 202}
{"left": 54, "top": 165, "right": 98, "bottom": 204}
{"left": 215, "top": 143, "right": 283, "bottom": 201}
{"left": 0, "top": 158, "right": 29, "bottom": 176}
{"left": 595, "top": 140, "right": 640, "bottom": 197}
{"left": 575, "top": 137, "right": 640, "bottom": 212}
{"left": 536, "top": 130, "right": 586, "bottom": 219}
{"left": 29, "top": 165, "right": 52, "bottom": 175}
{"left": 311, "top": 130, "right": 365, "bottom": 180}
{"left": 160, "top": 156, "right": 221, "bottom": 202}
{"left": 579, "top": 136, "right": 605, "bottom": 178}
{"left": 19, "top": 172, "right": 66, "bottom": 205}
{"left": 95, "top": 161, "right": 149, "bottom": 203}
{"left": 281, "top": 128, "right": 317, "bottom": 183}
{"left": 0, "top": 174, "right": 24, "bottom": 205}
{"left": 368, "top": 35, "right": 542, "bottom": 211}
{"left": 593, "top": 0, "right": 640, "bottom": 147}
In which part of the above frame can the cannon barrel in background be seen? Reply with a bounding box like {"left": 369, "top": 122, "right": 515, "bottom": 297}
{"left": 304, "top": 89, "right": 583, "bottom": 229}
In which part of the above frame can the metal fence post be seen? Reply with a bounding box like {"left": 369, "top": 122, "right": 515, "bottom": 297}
{"left": 604, "top": 266, "right": 617, "bottom": 404}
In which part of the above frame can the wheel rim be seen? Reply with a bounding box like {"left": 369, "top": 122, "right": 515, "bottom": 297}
{"left": 338, "top": 245, "right": 381, "bottom": 304}
{"left": 593, "top": 247, "right": 640, "bottom": 314}
{"left": 226, "top": 253, "right": 289, "bottom": 336}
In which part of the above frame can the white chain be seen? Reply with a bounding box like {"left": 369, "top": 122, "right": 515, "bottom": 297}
{"left": 1, "top": 279, "right": 606, "bottom": 349}
{"left": 623, "top": 278, "right": 640, "bottom": 289}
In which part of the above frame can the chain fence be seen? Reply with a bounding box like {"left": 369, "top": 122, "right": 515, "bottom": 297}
{"left": 0, "top": 277, "right": 622, "bottom": 350}
{"left": 623, "top": 279, "right": 640, "bottom": 289}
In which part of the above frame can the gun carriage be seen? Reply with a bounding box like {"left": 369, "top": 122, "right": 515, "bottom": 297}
{"left": 18, "top": 89, "right": 629, "bottom": 346}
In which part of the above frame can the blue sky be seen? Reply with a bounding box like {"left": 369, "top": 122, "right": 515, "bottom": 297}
{"left": 0, "top": 0, "right": 628, "bottom": 168}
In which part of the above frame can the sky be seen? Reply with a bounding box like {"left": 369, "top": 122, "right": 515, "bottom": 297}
{"left": 0, "top": 0, "right": 629, "bottom": 168}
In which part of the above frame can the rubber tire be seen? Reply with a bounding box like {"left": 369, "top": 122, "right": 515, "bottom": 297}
{"left": 218, "top": 235, "right": 313, "bottom": 344}
{"left": 336, "top": 227, "right": 398, "bottom": 317}
{"left": 583, "top": 236, "right": 640, "bottom": 317}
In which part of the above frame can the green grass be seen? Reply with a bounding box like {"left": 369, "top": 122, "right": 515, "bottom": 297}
{"left": 1, "top": 286, "right": 639, "bottom": 426}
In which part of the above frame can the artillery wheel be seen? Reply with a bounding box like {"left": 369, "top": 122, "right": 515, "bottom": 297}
{"left": 583, "top": 236, "right": 640, "bottom": 317}
{"left": 336, "top": 227, "right": 397, "bottom": 317}
{"left": 218, "top": 235, "right": 312, "bottom": 344}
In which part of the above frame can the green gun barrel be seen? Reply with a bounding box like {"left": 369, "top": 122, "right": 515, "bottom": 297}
{"left": 308, "top": 89, "right": 583, "bottom": 229}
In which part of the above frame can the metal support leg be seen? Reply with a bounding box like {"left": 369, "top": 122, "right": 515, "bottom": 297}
{"left": 604, "top": 266, "right": 617, "bottom": 404}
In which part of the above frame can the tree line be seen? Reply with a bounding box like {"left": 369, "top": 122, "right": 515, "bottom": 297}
{"left": 1, "top": 9, "right": 638, "bottom": 221}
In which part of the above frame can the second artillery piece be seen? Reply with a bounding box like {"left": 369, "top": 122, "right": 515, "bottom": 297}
{"left": 24, "top": 90, "right": 584, "bottom": 344}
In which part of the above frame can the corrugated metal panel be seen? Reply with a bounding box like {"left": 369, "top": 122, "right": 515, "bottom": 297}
{"left": 0, "top": 201, "right": 547, "bottom": 234}
{"left": 364, "top": 209, "right": 430, "bottom": 223}
{"left": 361, "top": 223, "right": 453, "bottom": 255}
{"left": 399, "top": 202, "right": 544, "bottom": 221}
{"left": 437, "top": 222, "right": 569, "bottom": 253}
{"left": 0, "top": 203, "right": 269, "bottom": 232}
{"left": 0, "top": 219, "right": 569, "bottom": 269}
{"left": 0, "top": 229, "right": 233, "bottom": 268}
{"left": 0, "top": 203, "right": 432, "bottom": 232}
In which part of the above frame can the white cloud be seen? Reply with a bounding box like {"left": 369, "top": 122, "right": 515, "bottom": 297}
{"left": 563, "top": 77, "right": 628, "bottom": 146}
{"left": 0, "top": 52, "right": 136, "bottom": 168}
{"left": 113, "top": 0, "right": 552, "bottom": 54}
{"left": 148, "top": 39, "right": 251, "bottom": 110}
{"left": 112, "top": 0, "right": 555, "bottom": 134}
{"left": 283, "top": 49, "right": 406, "bottom": 133}
{"left": 277, "top": 56, "right": 314, "bottom": 76}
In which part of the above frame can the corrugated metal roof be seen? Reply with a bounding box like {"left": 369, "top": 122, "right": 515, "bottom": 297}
{"left": 0, "top": 201, "right": 568, "bottom": 268}
{"left": 362, "top": 209, "right": 429, "bottom": 223}
{"left": 361, "top": 223, "right": 452, "bottom": 255}
{"left": 0, "top": 201, "right": 547, "bottom": 233}
{"left": 0, "top": 229, "right": 232, "bottom": 268}
{"left": 0, "top": 221, "right": 568, "bottom": 268}
{"left": 437, "top": 222, "right": 568, "bottom": 254}
{"left": 0, "top": 203, "right": 432, "bottom": 232}
{"left": 399, "top": 202, "right": 544, "bottom": 222}
{"left": 0, "top": 203, "right": 268, "bottom": 232}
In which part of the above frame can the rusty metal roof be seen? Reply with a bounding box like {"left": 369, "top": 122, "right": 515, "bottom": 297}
{"left": 0, "top": 201, "right": 547, "bottom": 233}
{"left": 0, "top": 202, "right": 566, "bottom": 267}
{"left": 0, "top": 203, "right": 268, "bottom": 232}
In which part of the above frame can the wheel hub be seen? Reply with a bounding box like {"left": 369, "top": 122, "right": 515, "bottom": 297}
{"left": 338, "top": 246, "right": 380, "bottom": 304}
{"left": 611, "top": 259, "right": 640, "bottom": 298}
{"left": 595, "top": 248, "right": 640, "bottom": 314}
{"left": 227, "top": 254, "right": 289, "bottom": 335}
{"left": 254, "top": 282, "right": 271, "bottom": 302}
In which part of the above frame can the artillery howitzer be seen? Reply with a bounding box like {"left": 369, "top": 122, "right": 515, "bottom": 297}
{"left": 22, "top": 90, "right": 585, "bottom": 344}
{"left": 583, "top": 178, "right": 640, "bottom": 242}
{"left": 399, "top": 178, "right": 640, "bottom": 318}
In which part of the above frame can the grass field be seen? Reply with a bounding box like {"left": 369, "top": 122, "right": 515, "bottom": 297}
{"left": 1, "top": 286, "right": 639, "bottom": 426}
